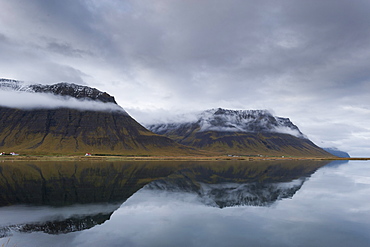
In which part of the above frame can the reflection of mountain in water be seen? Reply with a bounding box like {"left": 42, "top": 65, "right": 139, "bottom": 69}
{"left": 12, "top": 213, "right": 111, "bottom": 234}
{"left": 147, "top": 179, "right": 306, "bottom": 207}
{"left": 198, "top": 179, "right": 305, "bottom": 207}
{"left": 0, "top": 204, "right": 119, "bottom": 237}
{"left": 0, "top": 161, "right": 177, "bottom": 236}
{"left": 0, "top": 160, "right": 335, "bottom": 236}
{"left": 0, "top": 161, "right": 178, "bottom": 206}
{"left": 144, "top": 160, "right": 331, "bottom": 208}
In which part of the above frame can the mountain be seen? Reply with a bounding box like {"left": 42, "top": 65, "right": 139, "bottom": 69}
{"left": 148, "top": 108, "right": 333, "bottom": 157}
{"left": 0, "top": 79, "right": 196, "bottom": 155}
{"left": 322, "top": 147, "right": 350, "bottom": 158}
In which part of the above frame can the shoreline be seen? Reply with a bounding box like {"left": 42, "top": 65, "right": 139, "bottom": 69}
{"left": 0, "top": 155, "right": 368, "bottom": 162}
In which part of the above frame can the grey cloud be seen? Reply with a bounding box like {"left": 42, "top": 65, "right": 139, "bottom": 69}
{"left": 47, "top": 41, "right": 93, "bottom": 57}
{"left": 0, "top": 91, "right": 125, "bottom": 113}
{"left": 0, "top": 0, "right": 370, "bottom": 156}
{"left": 0, "top": 33, "right": 7, "bottom": 42}
{"left": 0, "top": 43, "right": 87, "bottom": 84}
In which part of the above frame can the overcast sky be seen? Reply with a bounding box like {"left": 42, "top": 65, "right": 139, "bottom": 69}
{"left": 1, "top": 0, "right": 370, "bottom": 156}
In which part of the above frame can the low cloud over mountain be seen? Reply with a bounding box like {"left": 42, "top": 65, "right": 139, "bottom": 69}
{"left": 0, "top": 79, "right": 125, "bottom": 113}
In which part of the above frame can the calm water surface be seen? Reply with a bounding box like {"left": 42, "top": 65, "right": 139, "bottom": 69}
{"left": 0, "top": 160, "right": 369, "bottom": 247}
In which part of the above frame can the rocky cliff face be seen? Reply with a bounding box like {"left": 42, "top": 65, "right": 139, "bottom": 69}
{"left": 148, "top": 108, "right": 332, "bottom": 157}
{"left": 0, "top": 79, "right": 194, "bottom": 155}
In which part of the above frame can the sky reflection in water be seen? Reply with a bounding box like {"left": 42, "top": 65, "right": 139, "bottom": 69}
{"left": 1, "top": 160, "right": 370, "bottom": 247}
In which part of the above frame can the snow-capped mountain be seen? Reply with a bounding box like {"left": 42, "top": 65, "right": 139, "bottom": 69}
{"left": 149, "top": 108, "right": 305, "bottom": 138}
{"left": 148, "top": 108, "right": 332, "bottom": 157}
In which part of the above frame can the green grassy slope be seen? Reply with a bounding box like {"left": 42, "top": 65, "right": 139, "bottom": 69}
{"left": 0, "top": 107, "right": 201, "bottom": 155}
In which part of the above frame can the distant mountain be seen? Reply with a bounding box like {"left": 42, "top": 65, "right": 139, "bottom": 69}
{"left": 322, "top": 147, "right": 350, "bottom": 158}
{"left": 0, "top": 79, "right": 197, "bottom": 155}
{"left": 148, "top": 108, "right": 333, "bottom": 157}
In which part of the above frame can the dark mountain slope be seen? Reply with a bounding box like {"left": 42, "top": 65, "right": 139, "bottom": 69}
{"left": 0, "top": 107, "right": 186, "bottom": 154}
{"left": 0, "top": 79, "right": 197, "bottom": 155}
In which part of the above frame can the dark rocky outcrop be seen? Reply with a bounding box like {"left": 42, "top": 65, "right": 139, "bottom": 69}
{"left": 30, "top": 82, "right": 117, "bottom": 103}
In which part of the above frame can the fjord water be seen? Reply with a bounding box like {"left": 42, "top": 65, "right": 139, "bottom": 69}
{"left": 0, "top": 160, "right": 369, "bottom": 247}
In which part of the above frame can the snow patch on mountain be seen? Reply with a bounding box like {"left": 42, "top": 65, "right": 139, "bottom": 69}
{"left": 0, "top": 78, "right": 34, "bottom": 92}
{"left": 0, "top": 79, "right": 126, "bottom": 113}
{"left": 148, "top": 108, "right": 306, "bottom": 138}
